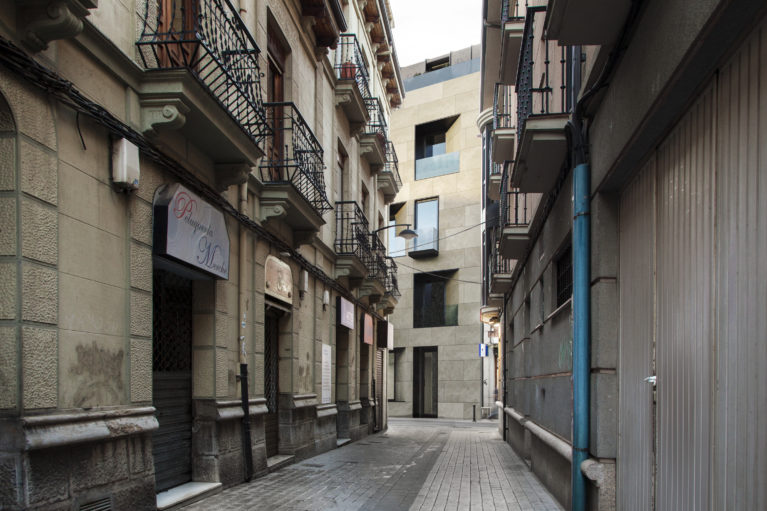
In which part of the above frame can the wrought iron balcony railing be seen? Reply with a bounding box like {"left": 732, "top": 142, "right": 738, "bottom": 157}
{"left": 516, "top": 6, "right": 573, "bottom": 142}
{"left": 335, "top": 201, "right": 372, "bottom": 262}
{"left": 382, "top": 141, "right": 402, "bottom": 188}
{"left": 137, "top": 0, "right": 269, "bottom": 145}
{"left": 259, "top": 102, "right": 332, "bottom": 214}
{"left": 490, "top": 161, "right": 503, "bottom": 178}
{"left": 366, "top": 233, "right": 388, "bottom": 282}
{"left": 494, "top": 83, "right": 516, "bottom": 130}
{"left": 384, "top": 257, "right": 400, "bottom": 298}
{"left": 502, "top": 0, "right": 526, "bottom": 22}
{"left": 363, "top": 97, "right": 388, "bottom": 140}
{"left": 335, "top": 34, "right": 371, "bottom": 99}
{"left": 490, "top": 229, "right": 514, "bottom": 275}
{"left": 500, "top": 168, "right": 532, "bottom": 227}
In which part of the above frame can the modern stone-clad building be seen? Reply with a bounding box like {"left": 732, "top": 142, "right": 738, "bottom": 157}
{"left": 481, "top": 0, "right": 767, "bottom": 509}
{"left": 387, "top": 47, "right": 498, "bottom": 421}
{"left": 0, "top": 0, "right": 405, "bottom": 509}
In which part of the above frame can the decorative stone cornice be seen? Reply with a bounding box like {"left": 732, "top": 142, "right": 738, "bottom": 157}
{"left": 17, "top": 0, "right": 98, "bottom": 52}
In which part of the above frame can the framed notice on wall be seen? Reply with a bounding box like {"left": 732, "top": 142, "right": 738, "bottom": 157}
{"left": 321, "top": 344, "right": 331, "bottom": 404}
{"left": 363, "top": 313, "right": 373, "bottom": 345}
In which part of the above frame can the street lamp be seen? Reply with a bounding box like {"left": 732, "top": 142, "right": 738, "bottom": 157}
{"left": 372, "top": 223, "right": 418, "bottom": 240}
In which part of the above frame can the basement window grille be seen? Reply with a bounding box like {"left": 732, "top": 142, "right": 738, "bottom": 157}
{"left": 556, "top": 244, "right": 572, "bottom": 307}
{"left": 79, "top": 497, "right": 112, "bottom": 511}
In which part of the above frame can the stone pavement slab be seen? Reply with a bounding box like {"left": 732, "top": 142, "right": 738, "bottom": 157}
{"left": 182, "top": 418, "right": 562, "bottom": 511}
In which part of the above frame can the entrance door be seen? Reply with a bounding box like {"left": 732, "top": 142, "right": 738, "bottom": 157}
{"left": 264, "top": 309, "right": 280, "bottom": 458}
{"left": 413, "top": 347, "right": 438, "bottom": 418}
{"left": 152, "top": 270, "right": 193, "bottom": 493}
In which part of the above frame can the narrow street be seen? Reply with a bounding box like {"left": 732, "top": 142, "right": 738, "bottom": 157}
{"left": 183, "top": 419, "right": 561, "bottom": 511}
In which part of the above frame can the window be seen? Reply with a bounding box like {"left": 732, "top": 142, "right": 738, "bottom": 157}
{"left": 388, "top": 203, "right": 406, "bottom": 257}
{"left": 556, "top": 244, "right": 573, "bottom": 307}
{"left": 415, "top": 116, "right": 460, "bottom": 180}
{"left": 410, "top": 198, "right": 438, "bottom": 257}
{"left": 413, "top": 270, "right": 458, "bottom": 328}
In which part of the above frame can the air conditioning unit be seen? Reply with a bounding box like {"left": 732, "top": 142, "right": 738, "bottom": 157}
{"left": 111, "top": 137, "right": 140, "bottom": 191}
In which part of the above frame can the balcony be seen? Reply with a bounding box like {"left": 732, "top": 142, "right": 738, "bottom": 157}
{"left": 257, "top": 102, "right": 331, "bottom": 245}
{"left": 137, "top": 0, "right": 269, "bottom": 168}
{"left": 299, "top": 0, "right": 346, "bottom": 49}
{"left": 360, "top": 233, "right": 387, "bottom": 303}
{"left": 489, "top": 229, "right": 513, "bottom": 294}
{"left": 334, "top": 201, "right": 372, "bottom": 282}
{"left": 545, "top": 0, "right": 631, "bottom": 46}
{"left": 359, "top": 98, "right": 388, "bottom": 170}
{"left": 334, "top": 34, "right": 371, "bottom": 132}
{"left": 492, "top": 83, "right": 516, "bottom": 164}
{"left": 488, "top": 162, "right": 503, "bottom": 201}
{"left": 500, "top": 0, "right": 525, "bottom": 85}
{"left": 409, "top": 226, "right": 439, "bottom": 259}
{"left": 380, "top": 257, "right": 400, "bottom": 315}
{"left": 414, "top": 152, "right": 460, "bottom": 181}
{"left": 498, "top": 173, "right": 535, "bottom": 259}
{"left": 511, "top": 6, "right": 572, "bottom": 193}
{"left": 377, "top": 142, "right": 402, "bottom": 202}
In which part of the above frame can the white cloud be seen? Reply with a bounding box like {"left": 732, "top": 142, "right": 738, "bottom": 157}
{"left": 389, "top": 0, "right": 482, "bottom": 67}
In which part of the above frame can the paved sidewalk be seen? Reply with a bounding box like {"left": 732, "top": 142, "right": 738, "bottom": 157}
{"left": 183, "top": 418, "right": 561, "bottom": 511}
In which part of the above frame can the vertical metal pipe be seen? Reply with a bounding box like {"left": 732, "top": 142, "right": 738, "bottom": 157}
{"left": 572, "top": 162, "right": 590, "bottom": 511}
{"left": 238, "top": 182, "right": 253, "bottom": 481}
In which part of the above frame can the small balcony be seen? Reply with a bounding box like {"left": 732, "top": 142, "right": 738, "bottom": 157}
{"left": 409, "top": 226, "right": 439, "bottom": 259}
{"left": 137, "top": 0, "right": 269, "bottom": 167}
{"left": 500, "top": 0, "right": 525, "bottom": 85}
{"left": 380, "top": 257, "right": 400, "bottom": 315}
{"left": 360, "top": 98, "right": 388, "bottom": 170}
{"left": 299, "top": 0, "right": 346, "bottom": 49}
{"left": 489, "top": 230, "right": 513, "bottom": 294}
{"left": 334, "top": 34, "right": 371, "bottom": 131}
{"left": 377, "top": 142, "right": 402, "bottom": 202}
{"left": 545, "top": 0, "right": 631, "bottom": 46}
{"left": 334, "top": 201, "right": 372, "bottom": 282}
{"left": 258, "top": 102, "right": 331, "bottom": 245}
{"left": 488, "top": 162, "right": 503, "bottom": 201}
{"left": 492, "top": 83, "right": 516, "bottom": 164}
{"left": 360, "top": 234, "right": 387, "bottom": 303}
{"left": 498, "top": 173, "right": 536, "bottom": 259}
{"left": 512, "top": 6, "right": 572, "bottom": 193}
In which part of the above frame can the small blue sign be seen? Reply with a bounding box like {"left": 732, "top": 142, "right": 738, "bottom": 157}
{"left": 479, "top": 344, "right": 489, "bottom": 357}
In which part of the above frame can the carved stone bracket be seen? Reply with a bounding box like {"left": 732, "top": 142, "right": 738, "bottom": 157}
{"left": 259, "top": 203, "right": 287, "bottom": 223}
{"left": 215, "top": 163, "right": 251, "bottom": 192}
{"left": 293, "top": 230, "right": 317, "bottom": 248}
{"left": 140, "top": 98, "right": 189, "bottom": 137}
{"left": 17, "top": 0, "right": 98, "bottom": 52}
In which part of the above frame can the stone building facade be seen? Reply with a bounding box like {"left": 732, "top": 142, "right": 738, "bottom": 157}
{"left": 0, "top": 0, "right": 404, "bottom": 509}
{"left": 387, "top": 47, "right": 496, "bottom": 421}
{"left": 481, "top": 0, "right": 767, "bottom": 509}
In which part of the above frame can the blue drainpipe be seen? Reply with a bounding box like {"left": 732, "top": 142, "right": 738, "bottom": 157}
{"left": 572, "top": 161, "right": 590, "bottom": 511}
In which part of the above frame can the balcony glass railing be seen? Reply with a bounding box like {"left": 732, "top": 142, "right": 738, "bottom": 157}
{"left": 334, "top": 34, "right": 371, "bottom": 99}
{"left": 137, "top": 0, "right": 269, "bottom": 145}
{"left": 411, "top": 226, "right": 439, "bottom": 253}
{"left": 259, "top": 102, "right": 332, "bottom": 214}
{"left": 335, "top": 201, "right": 372, "bottom": 262}
{"left": 382, "top": 141, "right": 402, "bottom": 188}
{"left": 516, "top": 6, "right": 573, "bottom": 141}
{"left": 415, "top": 152, "right": 460, "bottom": 180}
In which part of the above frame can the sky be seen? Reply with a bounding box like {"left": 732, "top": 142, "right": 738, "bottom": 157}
{"left": 389, "top": 0, "right": 482, "bottom": 67}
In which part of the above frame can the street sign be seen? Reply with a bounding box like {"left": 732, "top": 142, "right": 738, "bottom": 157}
{"left": 479, "top": 344, "right": 489, "bottom": 357}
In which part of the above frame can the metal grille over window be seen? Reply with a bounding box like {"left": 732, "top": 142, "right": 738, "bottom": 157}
{"left": 259, "top": 102, "right": 332, "bottom": 214}
{"left": 265, "top": 316, "right": 279, "bottom": 413}
{"left": 137, "top": 0, "right": 270, "bottom": 146}
{"left": 556, "top": 244, "right": 573, "bottom": 307}
{"left": 335, "top": 34, "right": 371, "bottom": 98}
{"left": 152, "top": 270, "right": 192, "bottom": 372}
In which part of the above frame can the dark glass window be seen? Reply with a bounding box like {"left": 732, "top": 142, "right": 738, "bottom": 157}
{"left": 413, "top": 271, "right": 458, "bottom": 328}
{"left": 556, "top": 244, "right": 573, "bottom": 307}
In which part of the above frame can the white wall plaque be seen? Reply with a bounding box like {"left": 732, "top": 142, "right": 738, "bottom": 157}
{"left": 322, "top": 343, "right": 332, "bottom": 404}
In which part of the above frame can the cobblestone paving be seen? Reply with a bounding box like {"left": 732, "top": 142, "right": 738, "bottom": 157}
{"left": 183, "top": 418, "right": 562, "bottom": 511}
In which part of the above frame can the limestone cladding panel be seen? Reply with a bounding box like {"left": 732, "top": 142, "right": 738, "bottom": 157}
{"left": 59, "top": 162, "right": 127, "bottom": 237}
{"left": 130, "top": 290, "right": 152, "bottom": 338}
{"left": 193, "top": 348, "right": 215, "bottom": 398}
{"left": 57, "top": 108, "right": 110, "bottom": 184}
{"left": 0, "top": 326, "right": 18, "bottom": 409}
{"left": 129, "top": 198, "right": 153, "bottom": 246}
{"left": 0, "top": 137, "right": 15, "bottom": 191}
{"left": 19, "top": 138, "right": 57, "bottom": 206}
{"left": 59, "top": 272, "right": 125, "bottom": 336}
{"left": 22, "top": 326, "right": 58, "bottom": 409}
{"left": 130, "top": 242, "right": 152, "bottom": 292}
{"left": 22, "top": 262, "right": 57, "bottom": 324}
{"left": 59, "top": 330, "right": 127, "bottom": 408}
{"left": 60, "top": 215, "right": 125, "bottom": 288}
{"left": 0, "top": 72, "right": 56, "bottom": 150}
{"left": 0, "top": 262, "right": 16, "bottom": 320}
{"left": 89, "top": 0, "right": 134, "bottom": 57}
{"left": 130, "top": 338, "right": 152, "bottom": 402}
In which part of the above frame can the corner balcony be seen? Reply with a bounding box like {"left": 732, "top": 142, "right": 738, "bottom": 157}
{"left": 377, "top": 142, "right": 402, "bottom": 202}
{"left": 136, "top": 0, "right": 269, "bottom": 170}
{"left": 492, "top": 83, "right": 516, "bottom": 164}
{"left": 380, "top": 257, "right": 400, "bottom": 315}
{"left": 334, "top": 34, "right": 371, "bottom": 132}
{"left": 257, "top": 102, "right": 331, "bottom": 246}
{"left": 545, "top": 0, "right": 631, "bottom": 46}
{"left": 511, "top": 6, "right": 572, "bottom": 193}
{"left": 334, "top": 201, "right": 372, "bottom": 282}
{"left": 498, "top": 178, "right": 535, "bottom": 260}
{"left": 360, "top": 234, "right": 387, "bottom": 304}
{"left": 408, "top": 227, "right": 438, "bottom": 259}
{"left": 500, "top": 0, "right": 525, "bottom": 85}
{"left": 359, "top": 98, "right": 388, "bottom": 171}
{"left": 488, "top": 162, "right": 503, "bottom": 201}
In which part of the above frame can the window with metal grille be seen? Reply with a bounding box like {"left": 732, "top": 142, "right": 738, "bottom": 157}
{"left": 556, "top": 244, "right": 573, "bottom": 307}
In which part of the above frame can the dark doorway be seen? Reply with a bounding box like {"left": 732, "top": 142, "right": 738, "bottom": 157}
{"left": 413, "top": 347, "right": 438, "bottom": 418}
{"left": 152, "top": 269, "right": 193, "bottom": 493}
{"left": 374, "top": 348, "right": 384, "bottom": 429}
{"left": 264, "top": 307, "right": 281, "bottom": 458}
